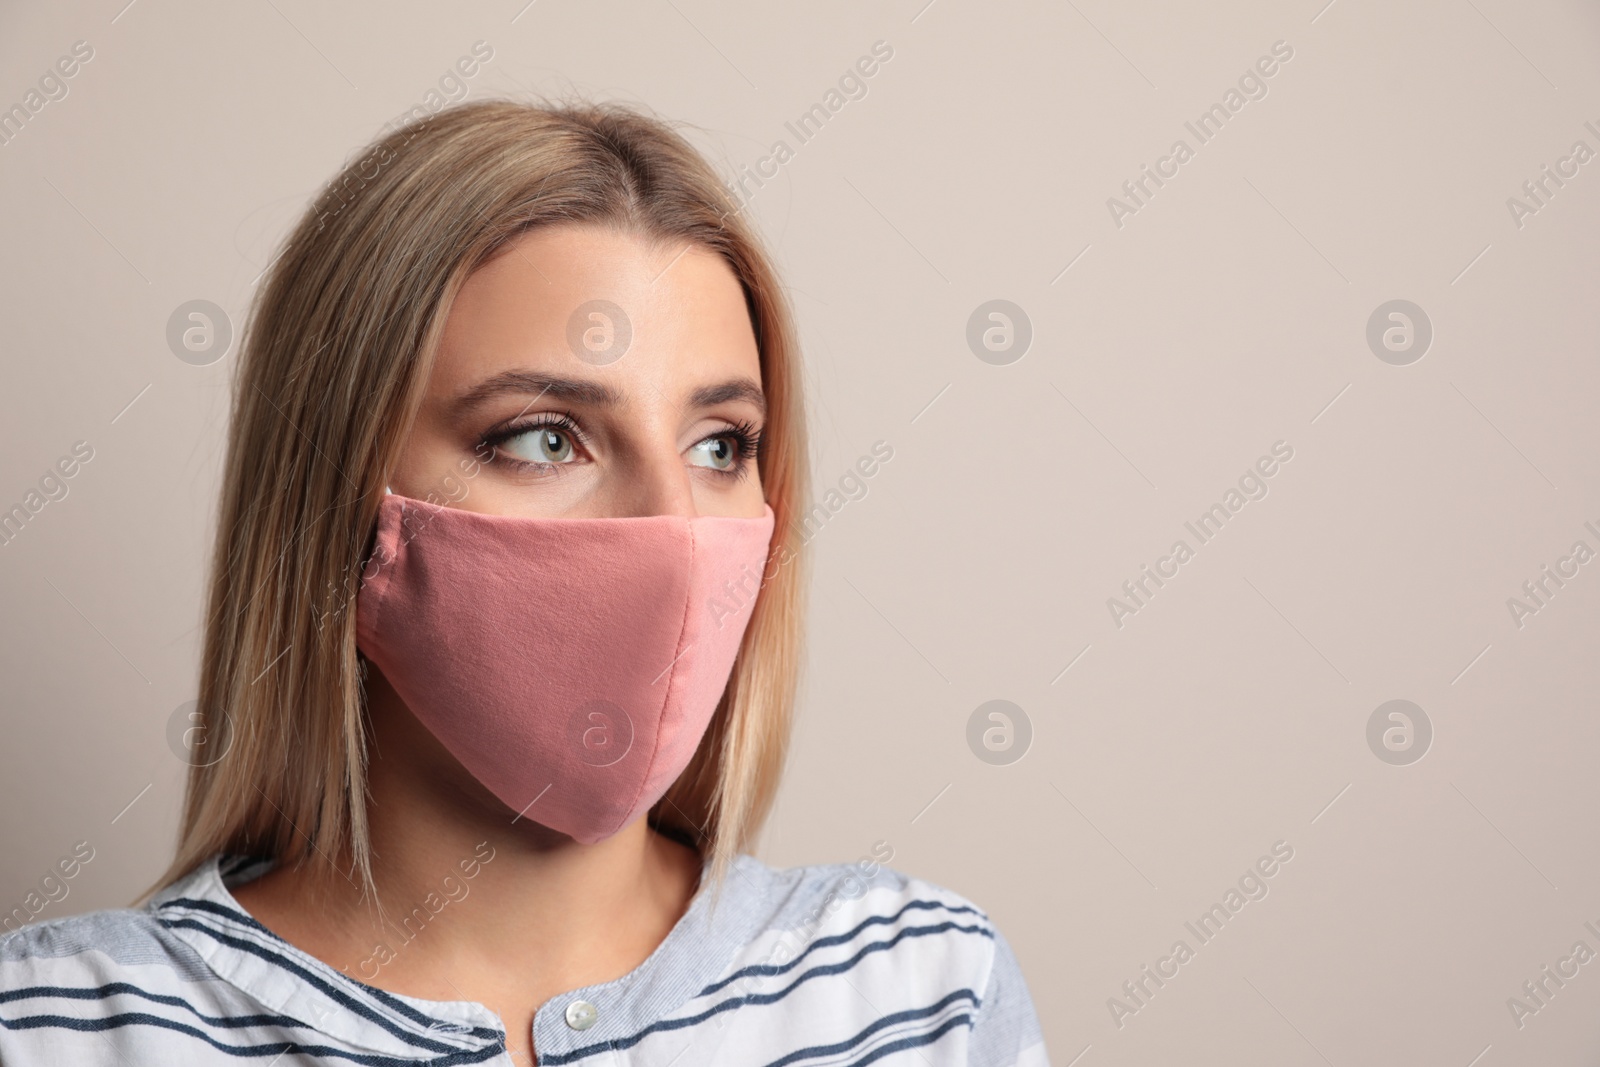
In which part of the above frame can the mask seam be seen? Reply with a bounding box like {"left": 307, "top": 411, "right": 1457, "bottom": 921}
{"left": 610, "top": 517, "right": 699, "bottom": 840}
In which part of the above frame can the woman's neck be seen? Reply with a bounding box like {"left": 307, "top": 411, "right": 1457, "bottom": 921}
{"left": 230, "top": 668, "right": 705, "bottom": 1024}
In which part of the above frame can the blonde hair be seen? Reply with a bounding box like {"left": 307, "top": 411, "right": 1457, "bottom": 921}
{"left": 143, "top": 97, "right": 810, "bottom": 909}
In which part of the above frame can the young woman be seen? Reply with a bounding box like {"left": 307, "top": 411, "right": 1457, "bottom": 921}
{"left": 0, "top": 99, "right": 1049, "bottom": 1066}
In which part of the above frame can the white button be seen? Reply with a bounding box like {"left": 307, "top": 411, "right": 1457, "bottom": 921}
{"left": 564, "top": 1000, "right": 598, "bottom": 1030}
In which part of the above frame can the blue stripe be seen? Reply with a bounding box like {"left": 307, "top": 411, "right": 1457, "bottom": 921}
{"left": 0, "top": 981, "right": 307, "bottom": 1030}
{"left": 699, "top": 897, "right": 989, "bottom": 997}
{"left": 844, "top": 1011, "right": 974, "bottom": 1067}
{"left": 757, "top": 986, "right": 979, "bottom": 1067}
{"left": 159, "top": 897, "right": 500, "bottom": 1043}
{"left": 157, "top": 911, "right": 493, "bottom": 1053}
{"left": 0, "top": 1010, "right": 504, "bottom": 1065}
{"left": 540, "top": 920, "right": 993, "bottom": 1065}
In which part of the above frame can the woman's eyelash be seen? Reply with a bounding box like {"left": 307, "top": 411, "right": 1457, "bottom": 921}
{"left": 477, "top": 412, "right": 583, "bottom": 463}
{"left": 720, "top": 419, "right": 762, "bottom": 461}
{"left": 475, "top": 414, "right": 763, "bottom": 473}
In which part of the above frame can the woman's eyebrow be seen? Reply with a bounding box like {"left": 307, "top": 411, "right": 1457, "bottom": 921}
{"left": 452, "top": 371, "right": 766, "bottom": 417}
{"left": 451, "top": 370, "right": 620, "bottom": 414}
{"left": 688, "top": 379, "right": 765, "bottom": 415}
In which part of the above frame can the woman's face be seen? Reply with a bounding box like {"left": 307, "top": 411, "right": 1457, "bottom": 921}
{"left": 392, "top": 223, "right": 766, "bottom": 519}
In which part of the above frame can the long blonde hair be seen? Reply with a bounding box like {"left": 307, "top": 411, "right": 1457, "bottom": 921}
{"left": 144, "top": 97, "right": 810, "bottom": 908}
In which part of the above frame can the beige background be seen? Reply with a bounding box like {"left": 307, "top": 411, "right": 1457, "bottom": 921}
{"left": 3, "top": 0, "right": 1599, "bottom": 1061}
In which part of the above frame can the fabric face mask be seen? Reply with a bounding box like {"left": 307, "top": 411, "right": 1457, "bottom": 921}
{"left": 355, "top": 489, "right": 775, "bottom": 844}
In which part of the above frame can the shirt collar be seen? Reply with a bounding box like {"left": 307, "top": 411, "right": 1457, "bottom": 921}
{"left": 151, "top": 854, "right": 503, "bottom": 1058}
{"left": 529, "top": 851, "right": 775, "bottom": 1062}
{"left": 148, "top": 851, "right": 773, "bottom": 1060}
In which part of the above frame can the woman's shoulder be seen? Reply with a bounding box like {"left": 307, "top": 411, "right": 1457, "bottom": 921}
{"left": 0, "top": 896, "right": 222, "bottom": 1048}
{"left": 709, "top": 850, "right": 1050, "bottom": 1063}
{"left": 755, "top": 849, "right": 998, "bottom": 939}
{"left": 0, "top": 870, "right": 217, "bottom": 987}
{"left": 749, "top": 850, "right": 1008, "bottom": 984}
{"left": 0, "top": 852, "right": 262, "bottom": 993}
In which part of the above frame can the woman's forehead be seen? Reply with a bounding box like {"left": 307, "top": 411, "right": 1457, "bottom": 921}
{"left": 429, "top": 224, "right": 761, "bottom": 408}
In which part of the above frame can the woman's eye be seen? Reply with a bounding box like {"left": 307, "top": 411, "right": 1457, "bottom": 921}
{"left": 688, "top": 435, "right": 738, "bottom": 471}
{"left": 504, "top": 427, "right": 576, "bottom": 465}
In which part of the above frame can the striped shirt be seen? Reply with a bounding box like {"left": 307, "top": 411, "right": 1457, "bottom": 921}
{"left": 0, "top": 851, "right": 1050, "bottom": 1065}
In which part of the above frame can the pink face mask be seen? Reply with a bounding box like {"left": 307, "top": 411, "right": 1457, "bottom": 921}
{"left": 355, "top": 489, "right": 775, "bottom": 844}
